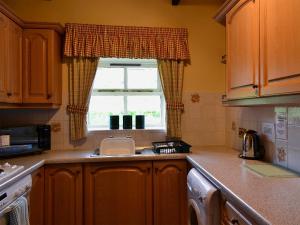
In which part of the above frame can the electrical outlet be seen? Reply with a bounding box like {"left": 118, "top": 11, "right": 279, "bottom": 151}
{"left": 51, "top": 122, "right": 61, "bottom": 132}
{"left": 238, "top": 128, "right": 247, "bottom": 138}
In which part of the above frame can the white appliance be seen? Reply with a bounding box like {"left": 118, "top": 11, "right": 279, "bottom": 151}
{"left": 0, "top": 163, "right": 31, "bottom": 225}
{"left": 100, "top": 137, "right": 135, "bottom": 155}
{"left": 187, "top": 168, "right": 220, "bottom": 225}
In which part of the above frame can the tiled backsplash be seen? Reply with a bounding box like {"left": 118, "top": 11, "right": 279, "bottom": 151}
{"left": 182, "top": 92, "right": 226, "bottom": 147}
{"left": 0, "top": 90, "right": 226, "bottom": 150}
{"left": 226, "top": 106, "right": 300, "bottom": 173}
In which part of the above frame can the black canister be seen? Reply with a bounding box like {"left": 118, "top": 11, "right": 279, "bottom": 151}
{"left": 110, "top": 115, "right": 119, "bottom": 129}
{"left": 136, "top": 115, "right": 145, "bottom": 129}
{"left": 123, "top": 115, "right": 132, "bottom": 129}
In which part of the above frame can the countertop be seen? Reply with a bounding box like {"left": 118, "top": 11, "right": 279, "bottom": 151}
{"left": 187, "top": 147, "right": 300, "bottom": 225}
{"left": 1, "top": 146, "right": 300, "bottom": 225}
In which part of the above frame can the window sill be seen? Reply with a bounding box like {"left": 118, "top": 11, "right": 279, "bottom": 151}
{"left": 88, "top": 128, "right": 166, "bottom": 133}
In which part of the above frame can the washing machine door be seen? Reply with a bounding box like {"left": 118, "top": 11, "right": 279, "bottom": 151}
{"left": 188, "top": 199, "right": 204, "bottom": 225}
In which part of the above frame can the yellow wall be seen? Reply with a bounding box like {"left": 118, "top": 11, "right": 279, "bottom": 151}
{"left": 4, "top": 0, "right": 225, "bottom": 92}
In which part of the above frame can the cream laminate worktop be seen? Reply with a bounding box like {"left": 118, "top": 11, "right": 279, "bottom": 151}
{"left": 1, "top": 146, "right": 300, "bottom": 225}
{"left": 187, "top": 147, "right": 300, "bottom": 225}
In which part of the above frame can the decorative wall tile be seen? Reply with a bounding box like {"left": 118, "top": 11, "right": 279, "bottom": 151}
{"left": 275, "top": 140, "right": 288, "bottom": 168}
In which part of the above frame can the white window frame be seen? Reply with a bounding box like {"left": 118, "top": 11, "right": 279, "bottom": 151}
{"left": 88, "top": 58, "right": 166, "bottom": 130}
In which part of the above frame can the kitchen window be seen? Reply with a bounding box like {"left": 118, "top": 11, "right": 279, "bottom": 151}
{"left": 88, "top": 58, "right": 166, "bottom": 130}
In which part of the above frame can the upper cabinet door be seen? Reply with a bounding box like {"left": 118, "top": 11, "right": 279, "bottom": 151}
{"left": 0, "top": 12, "right": 9, "bottom": 102}
{"left": 7, "top": 20, "right": 22, "bottom": 103}
{"left": 23, "top": 30, "right": 50, "bottom": 103}
{"left": 260, "top": 0, "right": 300, "bottom": 96}
{"left": 23, "top": 29, "right": 61, "bottom": 104}
{"left": 226, "top": 0, "right": 259, "bottom": 99}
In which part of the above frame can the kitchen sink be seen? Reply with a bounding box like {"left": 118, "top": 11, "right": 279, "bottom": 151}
{"left": 90, "top": 148, "right": 154, "bottom": 157}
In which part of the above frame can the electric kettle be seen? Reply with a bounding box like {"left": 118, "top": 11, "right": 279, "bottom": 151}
{"left": 239, "top": 130, "right": 263, "bottom": 159}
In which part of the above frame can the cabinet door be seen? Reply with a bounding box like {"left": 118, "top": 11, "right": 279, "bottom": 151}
{"left": 153, "top": 160, "right": 187, "bottom": 225}
{"left": 30, "top": 167, "right": 44, "bottom": 225}
{"left": 84, "top": 162, "right": 152, "bottom": 225}
{"left": 0, "top": 12, "right": 8, "bottom": 102}
{"left": 23, "top": 30, "right": 51, "bottom": 103}
{"left": 7, "top": 20, "right": 22, "bottom": 103}
{"left": 260, "top": 0, "right": 300, "bottom": 96}
{"left": 226, "top": 0, "right": 259, "bottom": 99}
{"left": 45, "top": 164, "right": 83, "bottom": 225}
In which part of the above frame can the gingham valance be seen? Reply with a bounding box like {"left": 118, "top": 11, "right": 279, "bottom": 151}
{"left": 64, "top": 23, "right": 190, "bottom": 60}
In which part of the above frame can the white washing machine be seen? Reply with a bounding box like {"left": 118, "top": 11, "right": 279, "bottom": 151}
{"left": 187, "top": 168, "right": 220, "bottom": 225}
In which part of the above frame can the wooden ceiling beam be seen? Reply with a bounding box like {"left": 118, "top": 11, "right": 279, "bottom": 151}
{"left": 172, "top": 0, "right": 180, "bottom": 6}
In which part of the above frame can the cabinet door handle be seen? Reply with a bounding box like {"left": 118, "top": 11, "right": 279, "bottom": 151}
{"left": 47, "top": 94, "right": 52, "bottom": 99}
{"left": 252, "top": 84, "right": 258, "bottom": 89}
{"left": 230, "top": 219, "right": 239, "bottom": 225}
{"left": 221, "top": 54, "right": 227, "bottom": 64}
{"left": 7, "top": 92, "right": 12, "bottom": 97}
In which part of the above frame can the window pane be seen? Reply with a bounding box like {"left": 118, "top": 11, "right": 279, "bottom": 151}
{"left": 88, "top": 96, "right": 124, "bottom": 127}
{"left": 127, "top": 96, "right": 162, "bottom": 127}
{"left": 127, "top": 68, "right": 158, "bottom": 89}
{"left": 93, "top": 68, "right": 124, "bottom": 89}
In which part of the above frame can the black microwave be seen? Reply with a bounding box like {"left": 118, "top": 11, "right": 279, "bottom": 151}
{"left": 0, "top": 125, "right": 51, "bottom": 158}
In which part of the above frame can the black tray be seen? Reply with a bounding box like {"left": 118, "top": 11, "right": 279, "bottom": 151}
{"left": 152, "top": 140, "right": 191, "bottom": 154}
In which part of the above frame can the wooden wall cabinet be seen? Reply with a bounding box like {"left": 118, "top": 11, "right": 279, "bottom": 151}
{"left": 23, "top": 29, "right": 62, "bottom": 104}
{"left": 260, "top": 0, "right": 300, "bottom": 96}
{"left": 0, "top": 11, "right": 22, "bottom": 103}
{"left": 44, "top": 164, "right": 83, "bottom": 225}
{"left": 225, "top": 0, "right": 300, "bottom": 100}
{"left": 30, "top": 167, "right": 45, "bottom": 225}
{"left": 153, "top": 160, "right": 187, "bottom": 225}
{"left": 225, "top": 0, "right": 259, "bottom": 99}
{"left": 84, "top": 162, "right": 153, "bottom": 225}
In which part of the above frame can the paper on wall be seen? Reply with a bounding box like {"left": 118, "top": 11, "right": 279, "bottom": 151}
{"left": 275, "top": 107, "right": 288, "bottom": 140}
{"left": 262, "top": 122, "right": 275, "bottom": 142}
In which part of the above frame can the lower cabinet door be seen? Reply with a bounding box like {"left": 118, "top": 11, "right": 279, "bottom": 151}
{"left": 153, "top": 160, "right": 188, "bottom": 225}
{"left": 84, "top": 162, "right": 152, "bottom": 225}
{"left": 30, "top": 167, "right": 44, "bottom": 225}
{"left": 45, "top": 164, "right": 83, "bottom": 225}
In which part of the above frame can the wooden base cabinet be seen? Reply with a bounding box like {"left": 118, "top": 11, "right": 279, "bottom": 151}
{"left": 153, "top": 160, "right": 188, "bottom": 225}
{"left": 84, "top": 162, "right": 153, "bottom": 225}
{"left": 30, "top": 167, "right": 45, "bottom": 225}
{"left": 45, "top": 164, "right": 83, "bottom": 225}
{"left": 30, "top": 160, "right": 187, "bottom": 225}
